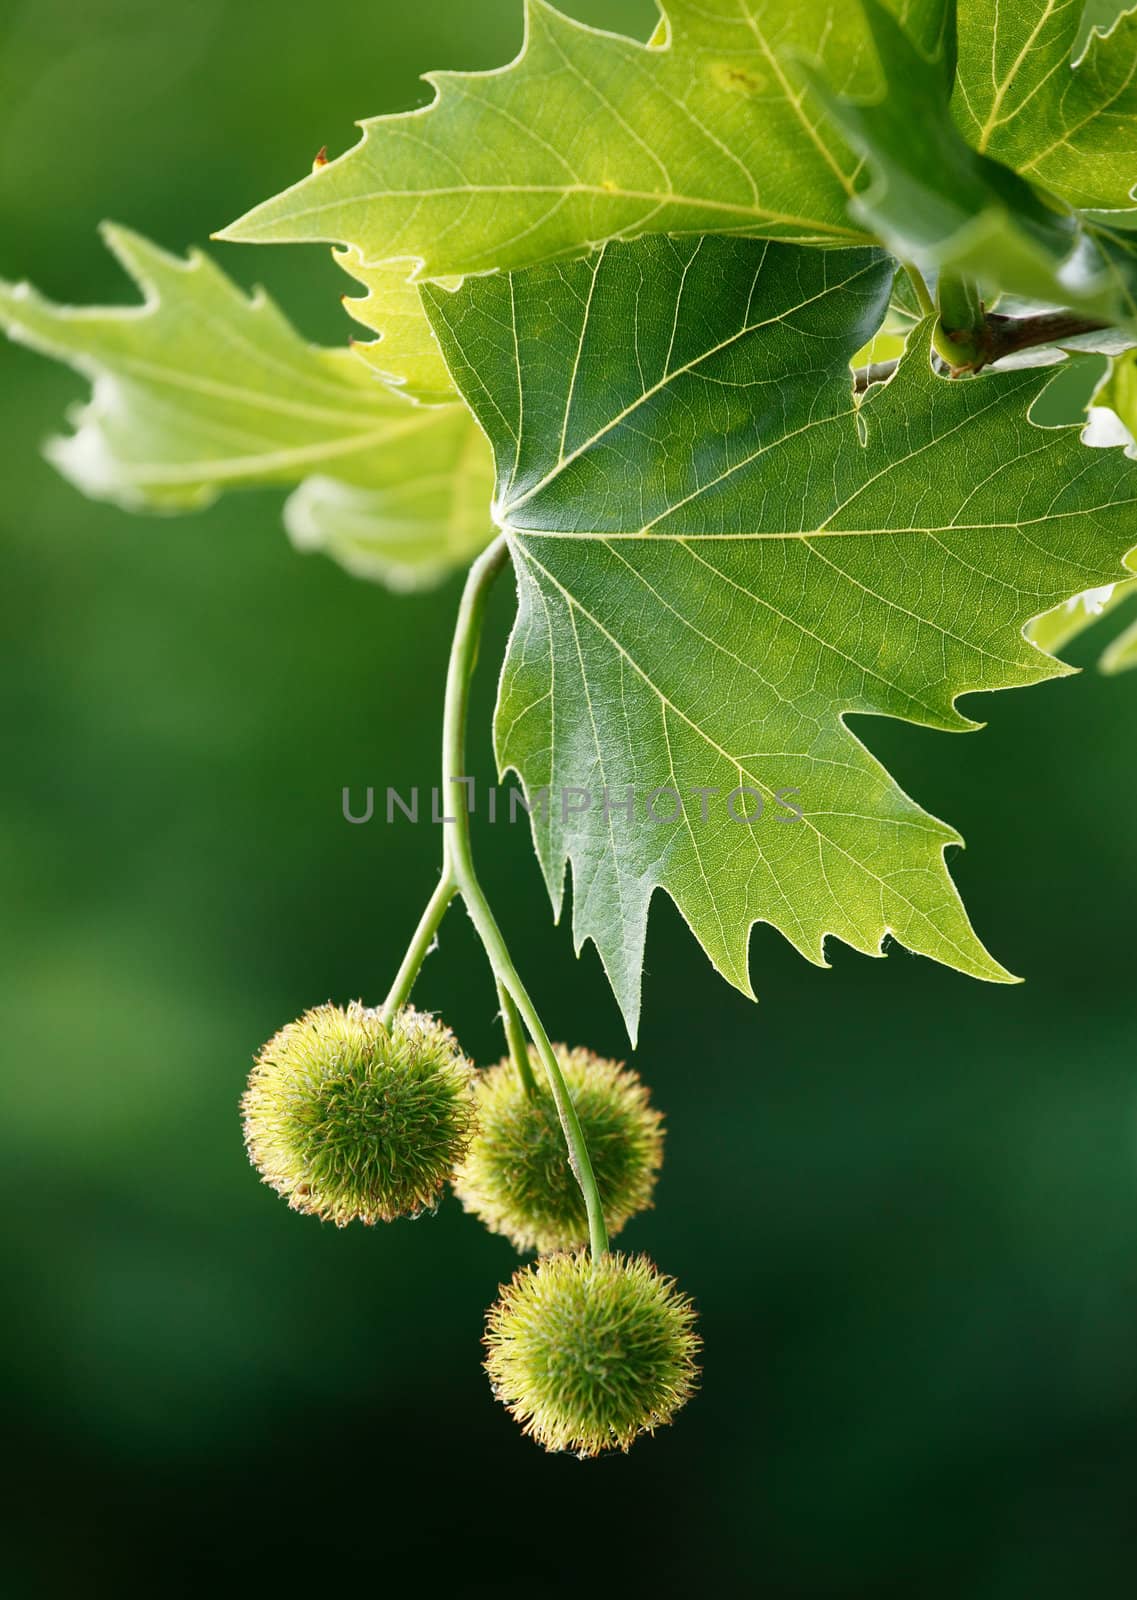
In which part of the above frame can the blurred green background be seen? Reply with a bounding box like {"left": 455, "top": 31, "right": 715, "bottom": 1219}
{"left": 2, "top": 2, "right": 1136, "bottom": 1594}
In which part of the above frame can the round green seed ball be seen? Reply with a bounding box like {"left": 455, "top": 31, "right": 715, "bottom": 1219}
{"left": 485, "top": 1251, "right": 700, "bottom": 1457}
{"left": 452, "top": 1046, "right": 664, "bottom": 1252}
{"left": 242, "top": 1002, "right": 475, "bottom": 1225}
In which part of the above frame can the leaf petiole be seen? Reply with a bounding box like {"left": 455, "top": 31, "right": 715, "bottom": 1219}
{"left": 934, "top": 271, "right": 986, "bottom": 369}
{"left": 902, "top": 262, "right": 935, "bottom": 320}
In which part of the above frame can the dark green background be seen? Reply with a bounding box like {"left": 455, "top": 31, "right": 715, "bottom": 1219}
{"left": 2, "top": 2, "right": 1135, "bottom": 1593}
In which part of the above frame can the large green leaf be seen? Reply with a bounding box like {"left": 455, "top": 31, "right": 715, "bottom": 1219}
{"left": 283, "top": 423, "right": 496, "bottom": 592}
{"left": 0, "top": 226, "right": 493, "bottom": 589}
{"left": 219, "top": 1, "right": 1137, "bottom": 330}
{"left": 423, "top": 235, "right": 1137, "bottom": 1037}
{"left": 217, "top": 0, "right": 884, "bottom": 275}
{"left": 953, "top": 0, "right": 1137, "bottom": 211}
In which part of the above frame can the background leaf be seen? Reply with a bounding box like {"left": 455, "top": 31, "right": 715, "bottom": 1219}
{"left": 425, "top": 234, "right": 1137, "bottom": 1036}
{"left": 1029, "top": 350, "right": 1137, "bottom": 670}
{"left": 0, "top": 226, "right": 493, "bottom": 588}
{"left": 219, "top": 0, "right": 1137, "bottom": 341}
{"left": 284, "top": 435, "right": 496, "bottom": 593}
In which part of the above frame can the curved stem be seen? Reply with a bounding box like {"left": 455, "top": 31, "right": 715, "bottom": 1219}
{"left": 379, "top": 870, "right": 456, "bottom": 1024}
{"left": 442, "top": 535, "right": 610, "bottom": 1259}
{"left": 902, "top": 262, "right": 935, "bottom": 320}
{"left": 980, "top": 309, "right": 1112, "bottom": 368}
{"left": 497, "top": 979, "right": 538, "bottom": 1095}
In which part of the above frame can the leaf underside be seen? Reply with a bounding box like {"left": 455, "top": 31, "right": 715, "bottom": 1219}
{"left": 0, "top": 226, "right": 493, "bottom": 591}
{"left": 424, "top": 234, "right": 1137, "bottom": 1038}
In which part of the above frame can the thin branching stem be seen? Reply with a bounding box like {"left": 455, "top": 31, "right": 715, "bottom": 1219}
{"left": 380, "top": 871, "right": 456, "bottom": 1023}
{"left": 440, "top": 535, "right": 609, "bottom": 1258}
{"left": 497, "top": 978, "right": 538, "bottom": 1095}
{"left": 978, "top": 310, "right": 1113, "bottom": 369}
{"left": 375, "top": 536, "right": 606, "bottom": 1252}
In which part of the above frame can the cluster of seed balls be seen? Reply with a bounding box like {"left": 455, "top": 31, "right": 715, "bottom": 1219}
{"left": 242, "top": 1001, "right": 699, "bottom": 1456}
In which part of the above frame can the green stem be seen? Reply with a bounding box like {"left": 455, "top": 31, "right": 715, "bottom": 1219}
{"left": 902, "top": 262, "right": 935, "bottom": 320}
{"left": 980, "top": 309, "right": 1113, "bottom": 369}
{"left": 379, "top": 871, "right": 456, "bottom": 1024}
{"left": 497, "top": 979, "right": 538, "bottom": 1096}
{"left": 936, "top": 271, "right": 985, "bottom": 338}
{"left": 442, "top": 535, "right": 610, "bottom": 1259}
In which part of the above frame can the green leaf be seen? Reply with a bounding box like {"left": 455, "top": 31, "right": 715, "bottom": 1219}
{"left": 814, "top": 1, "right": 1137, "bottom": 322}
{"left": 284, "top": 423, "right": 496, "bottom": 593}
{"left": 1028, "top": 351, "right": 1137, "bottom": 671}
{"left": 953, "top": 0, "right": 1137, "bottom": 212}
{"left": 334, "top": 247, "right": 462, "bottom": 404}
{"left": 218, "top": 0, "right": 1137, "bottom": 334}
{"left": 0, "top": 225, "right": 493, "bottom": 588}
{"left": 423, "top": 234, "right": 1137, "bottom": 1037}
{"left": 217, "top": 0, "right": 884, "bottom": 276}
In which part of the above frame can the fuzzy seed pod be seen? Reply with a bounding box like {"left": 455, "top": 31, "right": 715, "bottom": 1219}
{"left": 242, "top": 1002, "right": 476, "bottom": 1225}
{"left": 452, "top": 1046, "right": 664, "bottom": 1253}
{"left": 485, "top": 1251, "right": 700, "bottom": 1457}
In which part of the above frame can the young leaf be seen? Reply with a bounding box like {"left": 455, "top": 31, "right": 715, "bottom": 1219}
{"left": 0, "top": 226, "right": 492, "bottom": 588}
{"left": 334, "top": 247, "right": 462, "bottom": 404}
{"left": 217, "top": 0, "right": 882, "bottom": 276}
{"left": 423, "top": 234, "right": 1137, "bottom": 1038}
{"left": 1028, "top": 354, "right": 1137, "bottom": 672}
{"left": 814, "top": 2, "right": 1137, "bottom": 323}
{"left": 953, "top": 0, "right": 1137, "bottom": 212}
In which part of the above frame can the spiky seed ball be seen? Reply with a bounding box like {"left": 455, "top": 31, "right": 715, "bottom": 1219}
{"left": 485, "top": 1251, "right": 700, "bottom": 1457}
{"left": 453, "top": 1046, "right": 664, "bottom": 1253}
{"left": 242, "top": 1002, "right": 475, "bottom": 1225}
